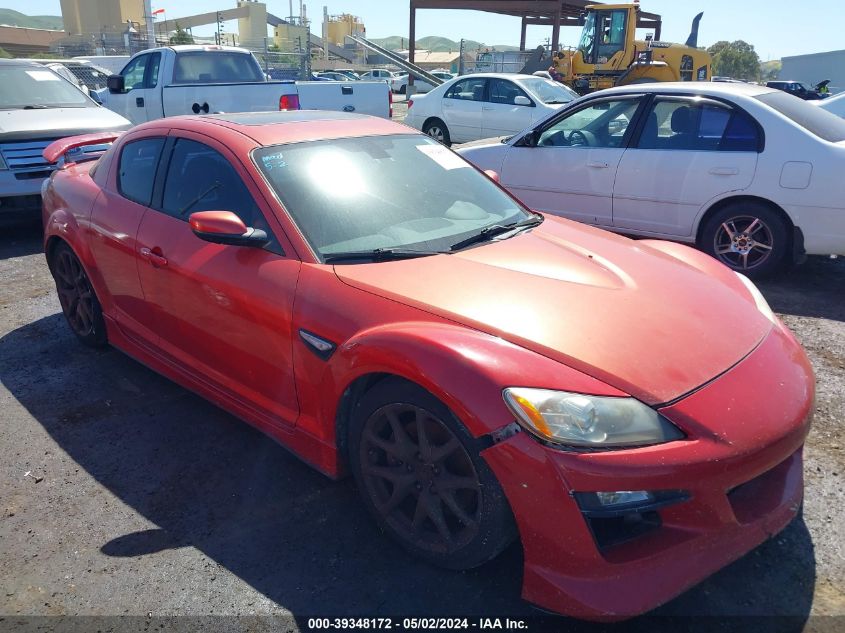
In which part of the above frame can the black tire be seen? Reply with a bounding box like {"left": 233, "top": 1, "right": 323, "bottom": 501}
{"left": 422, "top": 118, "right": 451, "bottom": 146}
{"left": 49, "top": 242, "right": 108, "bottom": 347}
{"left": 699, "top": 201, "right": 790, "bottom": 278}
{"left": 349, "top": 377, "right": 516, "bottom": 570}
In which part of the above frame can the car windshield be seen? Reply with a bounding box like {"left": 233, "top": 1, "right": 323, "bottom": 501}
{"left": 0, "top": 65, "right": 92, "bottom": 109}
{"left": 254, "top": 134, "right": 530, "bottom": 260}
{"left": 756, "top": 90, "right": 845, "bottom": 142}
{"left": 517, "top": 77, "right": 577, "bottom": 104}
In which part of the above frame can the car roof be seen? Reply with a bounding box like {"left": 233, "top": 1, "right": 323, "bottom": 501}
{"left": 590, "top": 81, "right": 777, "bottom": 99}
{"left": 155, "top": 110, "right": 417, "bottom": 147}
{"left": 0, "top": 58, "right": 42, "bottom": 67}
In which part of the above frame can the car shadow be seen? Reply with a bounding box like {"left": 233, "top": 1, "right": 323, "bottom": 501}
{"left": 0, "top": 314, "right": 817, "bottom": 629}
{"left": 0, "top": 220, "right": 43, "bottom": 260}
{"left": 758, "top": 256, "right": 845, "bottom": 322}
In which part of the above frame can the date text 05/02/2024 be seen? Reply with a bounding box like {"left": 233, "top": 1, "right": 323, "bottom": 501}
{"left": 306, "top": 618, "right": 528, "bottom": 630}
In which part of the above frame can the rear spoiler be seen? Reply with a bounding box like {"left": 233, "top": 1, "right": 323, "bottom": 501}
{"left": 43, "top": 131, "right": 124, "bottom": 165}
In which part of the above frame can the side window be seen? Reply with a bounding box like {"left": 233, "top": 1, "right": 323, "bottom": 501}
{"left": 597, "top": 10, "right": 627, "bottom": 61}
{"left": 118, "top": 138, "right": 165, "bottom": 206}
{"left": 145, "top": 52, "right": 161, "bottom": 88}
{"left": 445, "top": 77, "right": 486, "bottom": 101}
{"left": 161, "top": 139, "right": 262, "bottom": 227}
{"left": 121, "top": 55, "right": 148, "bottom": 90}
{"left": 637, "top": 100, "right": 760, "bottom": 151}
{"left": 680, "top": 55, "right": 693, "bottom": 81}
{"left": 537, "top": 98, "right": 640, "bottom": 148}
{"left": 489, "top": 79, "right": 530, "bottom": 105}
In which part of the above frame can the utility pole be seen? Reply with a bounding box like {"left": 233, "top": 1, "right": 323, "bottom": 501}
{"left": 216, "top": 11, "right": 223, "bottom": 46}
{"left": 459, "top": 38, "right": 465, "bottom": 75}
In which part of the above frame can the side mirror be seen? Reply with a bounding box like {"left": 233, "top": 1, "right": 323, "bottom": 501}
{"left": 107, "top": 75, "right": 125, "bottom": 94}
{"left": 513, "top": 95, "right": 532, "bottom": 106}
{"left": 519, "top": 130, "right": 540, "bottom": 147}
{"left": 189, "top": 211, "right": 270, "bottom": 248}
{"left": 484, "top": 169, "right": 500, "bottom": 183}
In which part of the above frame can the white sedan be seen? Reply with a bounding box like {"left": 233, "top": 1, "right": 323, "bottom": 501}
{"left": 457, "top": 82, "right": 845, "bottom": 277}
{"left": 390, "top": 70, "right": 454, "bottom": 94}
{"left": 404, "top": 73, "right": 578, "bottom": 145}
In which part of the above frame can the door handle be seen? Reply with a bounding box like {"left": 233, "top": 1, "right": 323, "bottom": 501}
{"left": 135, "top": 97, "right": 145, "bottom": 107}
{"left": 482, "top": 106, "right": 493, "bottom": 111}
{"left": 587, "top": 161, "right": 609, "bottom": 168}
{"left": 140, "top": 247, "right": 168, "bottom": 267}
{"left": 709, "top": 167, "right": 739, "bottom": 176}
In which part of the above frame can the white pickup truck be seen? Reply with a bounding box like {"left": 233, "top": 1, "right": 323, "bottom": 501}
{"left": 97, "top": 45, "right": 391, "bottom": 124}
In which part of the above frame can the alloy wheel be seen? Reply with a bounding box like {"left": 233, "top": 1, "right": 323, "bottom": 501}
{"left": 359, "top": 403, "right": 481, "bottom": 554}
{"left": 713, "top": 215, "right": 775, "bottom": 271}
{"left": 53, "top": 249, "right": 96, "bottom": 337}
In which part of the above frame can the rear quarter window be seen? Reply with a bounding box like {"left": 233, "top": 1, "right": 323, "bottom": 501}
{"left": 755, "top": 91, "right": 845, "bottom": 142}
{"left": 118, "top": 138, "right": 165, "bottom": 206}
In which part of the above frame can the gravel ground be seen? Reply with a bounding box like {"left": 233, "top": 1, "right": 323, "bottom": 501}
{"left": 0, "top": 222, "right": 843, "bottom": 632}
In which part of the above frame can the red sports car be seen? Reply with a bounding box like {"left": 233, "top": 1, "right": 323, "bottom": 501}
{"left": 42, "top": 112, "right": 814, "bottom": 620}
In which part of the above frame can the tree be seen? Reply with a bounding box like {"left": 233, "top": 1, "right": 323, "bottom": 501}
{"left": 0, "top": 47, "right": 12, "bottom": 58}
{"left": 760, "top": 60, "right": 781, "bottom": 82}
{"left": 169, "top": 23, "right": 194, "bottom": 45}
{"left": 707, "top": 40, "right": 761, "bottom": 82}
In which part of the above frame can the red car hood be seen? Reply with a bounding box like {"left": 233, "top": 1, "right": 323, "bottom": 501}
{"left": 335, "top": 218, "right": 772, "bottom": 405}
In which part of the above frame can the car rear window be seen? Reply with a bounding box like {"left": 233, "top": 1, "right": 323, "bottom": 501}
{"left": 755, "top": 91, "right": 845, "bottom": 142}
{"left": 172, "top": 52, "right": 264, "bottom": 84}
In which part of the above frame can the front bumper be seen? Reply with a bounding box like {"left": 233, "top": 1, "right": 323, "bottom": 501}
{"left": 481, "top": 324, "right": 814, "bottom": 620}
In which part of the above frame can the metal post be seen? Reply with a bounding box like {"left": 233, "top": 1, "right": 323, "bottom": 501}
{"left": 520, "top": 17, "right": 527, "bottom": 51}
{"left": 459, "top": 38, "right": 465, "bottom": 75}
{"left": 408, "top": 0, "right": 416, "bottom": 88}
{"left": 551, "top": 8, "right": 561, "bottom": 53}
{"left": 264, "top": 37, "right": 270, "bottom": 73}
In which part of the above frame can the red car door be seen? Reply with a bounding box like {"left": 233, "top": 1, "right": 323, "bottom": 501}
{"left": 134, "top": 132, "right": 301, "bottom": 427}
{"left": 90, "top": 129, "right": 168, "bottom": 347}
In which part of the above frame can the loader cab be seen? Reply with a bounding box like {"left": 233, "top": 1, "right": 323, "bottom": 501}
{"left": 577, "top": 6, "right": 633, "bottom": 66}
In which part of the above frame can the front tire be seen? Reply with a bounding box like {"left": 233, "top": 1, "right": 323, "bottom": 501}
{"left": 423, "top": 118, "right": 451, "bottom": 146}
{"left": 349, "top": 378, "right": 515, "bottom": 570}
{"left": 49, "top": 242, "right": 107, "bottom": 347}
{"left": 699, "top": 201, "right": 790, "bottom": 278}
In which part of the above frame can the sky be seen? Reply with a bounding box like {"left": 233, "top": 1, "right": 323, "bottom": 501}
{"left": 6, "top": 0, "right": 844, "bottom": 60}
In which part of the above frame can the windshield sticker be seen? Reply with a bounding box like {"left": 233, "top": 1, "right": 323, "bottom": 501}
{"left": 416, "top": 144, "right": 468, "bottom": 170}
{"left": 261, "top": 152, "right": 287, "bottom": 171}
{"left": 25, "top": 70, "right": 61, "bottom": 82}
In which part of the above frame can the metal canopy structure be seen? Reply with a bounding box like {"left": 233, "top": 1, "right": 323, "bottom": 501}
{"left": 407, "top": 0, "right": 662, "bottom": 72}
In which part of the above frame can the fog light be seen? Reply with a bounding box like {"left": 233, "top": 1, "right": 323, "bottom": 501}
{"left": 596, "top": 490, "right": 653, "bottom": 507}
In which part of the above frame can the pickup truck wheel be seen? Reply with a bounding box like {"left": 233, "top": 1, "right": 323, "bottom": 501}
{"left": 423, "top": 119, "right": 451, "bottom": 146}
{"left": 700, "top": 201, "right": 789, "bottom": 278}
{"left": 349, "top": 378, "right": 516, "bottom": 570}
{"left": 50, "top": 243, "right": 107, "bottom": 348}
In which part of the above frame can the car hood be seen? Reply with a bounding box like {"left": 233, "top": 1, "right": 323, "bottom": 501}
{"left": 0, "top": 107, "right": 130, "bottom": 142}
{"left": 335, "top": 218, "right": 772, "bottom": 405}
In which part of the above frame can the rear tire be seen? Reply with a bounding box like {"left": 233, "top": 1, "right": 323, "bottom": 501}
{"left": 699, "top": 201, "right": 790, "bottom": 278}
{"left": 49, "top": 242, "right": 108, "bottom": 348}
{"left": 349, "top": 378, "right": 516, "bottom": 570}
{"left": 423, "top": 118, "right": 451, "bottom": 146}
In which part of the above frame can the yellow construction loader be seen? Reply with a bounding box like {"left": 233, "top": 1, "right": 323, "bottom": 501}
{"left": 552, "top": 3, "right": 711, "bottom": 93}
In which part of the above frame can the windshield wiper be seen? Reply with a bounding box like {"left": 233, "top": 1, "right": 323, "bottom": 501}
{"left": 449, "top": 215, "right": 543, "bottom": 252}
{"left": 544, "top": 100, "right": 570, "bottom": 104}
{"left": 23, "top": 104, "right": 51, "bottom": 109}
{"left": 323, "top": 248, "right": 445, "bottom": 264}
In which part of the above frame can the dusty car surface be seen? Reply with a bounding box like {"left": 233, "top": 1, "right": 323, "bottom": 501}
{"left": 41, "top": 111, "right": 814, "bottom": 620}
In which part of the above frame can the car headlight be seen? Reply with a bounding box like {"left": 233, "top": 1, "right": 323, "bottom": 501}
{"left": 734, "top": 272, "right": 776, "bottom": 323}
{"left": 502, "top": 387, "right": 683, "bottom": 448}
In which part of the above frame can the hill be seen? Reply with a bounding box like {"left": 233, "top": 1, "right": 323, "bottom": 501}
{"left": 0, "top": 9, "right": 63, "bottom": 30}
{"left": 370, "top": 35, "right": 519, "bottom": 53}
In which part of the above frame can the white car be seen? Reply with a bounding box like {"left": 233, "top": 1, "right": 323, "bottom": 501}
{"left": 404, "top": 73, "right": 578, "bottom": 145}
{"left": 457, "top": 82, "right": 845, "bottom": 277}
{"left": 390, "top": 70, "right": 455, "bottom": 94}
{"left": 816, "top": 91, "right": 845, "bottom": 118}
{"left": 359, "top": 69, "right": 397, "bottom": 81}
